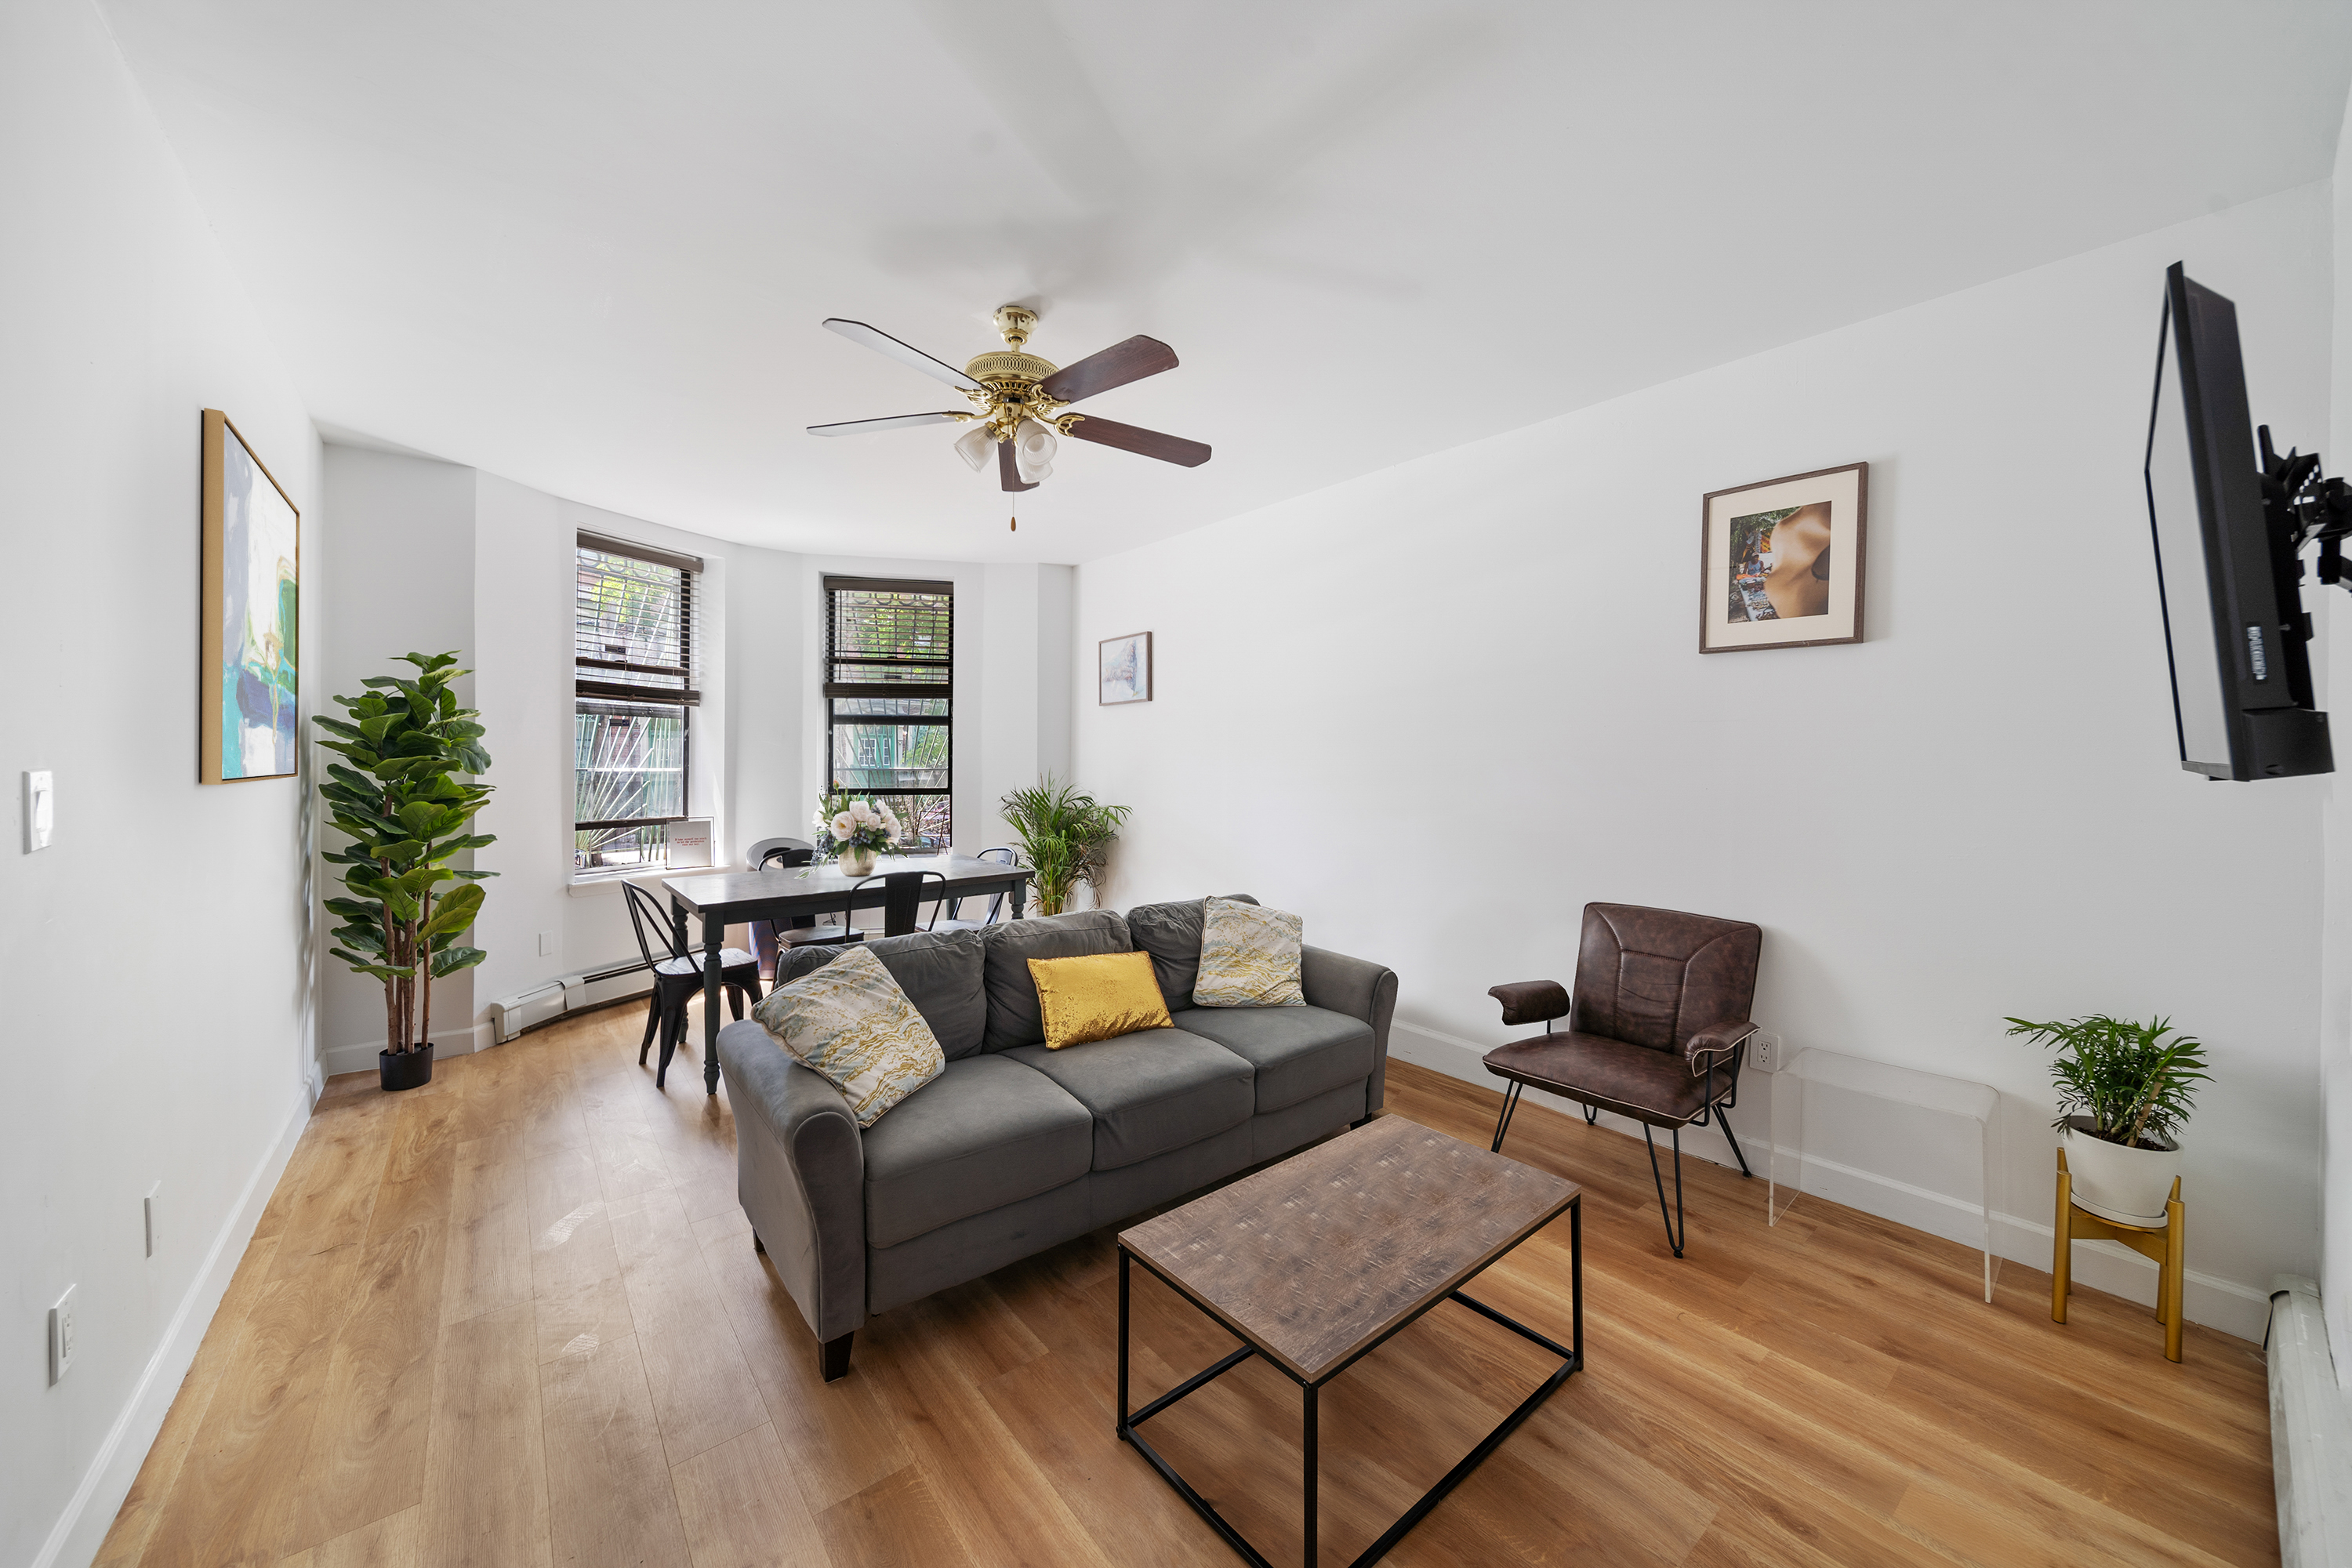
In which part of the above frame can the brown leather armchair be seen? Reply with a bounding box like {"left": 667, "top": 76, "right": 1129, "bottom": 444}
{"left": 1485, "top": 903, "right": 1762, "bottom": 1257}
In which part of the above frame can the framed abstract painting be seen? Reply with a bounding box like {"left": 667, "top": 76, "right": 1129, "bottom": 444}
{"left": 1100, "top": 631, "right": 1152, "bottom": 704}
{"left": 1698, "top": 461, "right": 1868, "bottom": 653}
{"left": 201, "top": 408, "right": 301, "bottom": 782}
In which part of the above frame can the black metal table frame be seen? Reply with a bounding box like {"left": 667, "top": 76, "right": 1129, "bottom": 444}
{"left": 1116, "top": 1193, "right": 1581, "bottom": 1568}
{"left": 662, "top": 861, "right": 1031, "bottom": 1095}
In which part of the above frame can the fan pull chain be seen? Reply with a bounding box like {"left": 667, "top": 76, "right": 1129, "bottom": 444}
{"left": 1009, "top": 514, "right": 1018, "bottom": 532}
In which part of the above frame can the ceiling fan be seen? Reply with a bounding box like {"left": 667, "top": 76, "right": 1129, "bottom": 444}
{"left": 808, "top": 306, "right": 1210, "bottom": 494}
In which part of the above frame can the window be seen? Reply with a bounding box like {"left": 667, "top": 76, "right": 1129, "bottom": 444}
{"left": 575, "top": 532, "right": 702, "bottom": 872}
{"left": 824, "top": 575, "right": 953, "bottom": 848}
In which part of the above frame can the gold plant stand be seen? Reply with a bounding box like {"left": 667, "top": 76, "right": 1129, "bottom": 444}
{"left": 2052, "top": 1149, "right": 2185, "bottom": 1363}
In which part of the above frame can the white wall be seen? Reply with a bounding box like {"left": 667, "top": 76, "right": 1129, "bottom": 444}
{"left": 316, "top": 445, "right": 478, "bottom": 1060}
{"left": 1074, "top": 182, "right": 2338, "bottom": 1338}
{"left": 2321, "top": 77, "right": 2352, "bottom": 1377}
{"left": 0, "top": 2, "right": 320, "bottom": 1563}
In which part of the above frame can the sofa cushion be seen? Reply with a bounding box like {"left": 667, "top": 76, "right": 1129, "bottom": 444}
{"left": 748, "top": 946, "right": 944, "bottom": 1127}
{"left": 1004, "top": 1028, "right": 1255, "bottom": 1171}
{"left": 1126, "top": 895, "right": 1258, "bottom": 1013}
{"left": 1193, "top": 896, "right": 1306, "bottom": 1008}
{"left": 981, "top": 909, "right": 1134, "bottom": 1052}
{"left": 1029, "top": 951, "right": 1173, "bottom": 1049}
{"left": 775, "top": 927, "right": 989, "bottom": 1059}
{"left": 859, "top": 1054, "right": 1094, "bottom": 1249}
{"left": 1171, "top": 1004, "right": 1374, "bottom": 1115}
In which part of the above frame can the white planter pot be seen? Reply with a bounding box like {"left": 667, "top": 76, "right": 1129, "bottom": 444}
{"left": 2061, "top": 1116, "right": 2180, "bottom": 1227}
{"left": 837, "top": 847, "right": 877, "bottom": 877}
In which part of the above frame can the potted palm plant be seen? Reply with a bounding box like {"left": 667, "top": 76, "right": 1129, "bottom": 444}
{"left": 1000, "top": 777, "right": 1130, "bottom": 916}
{"left": 314, "top": 652, "right": 496, "bottom": 1091}
{"left": 2005, "top": 1013, "right": 2208, "bottom": 1226}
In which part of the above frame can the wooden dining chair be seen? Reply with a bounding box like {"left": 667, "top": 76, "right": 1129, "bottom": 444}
{"left": 932, "top": 847, "right": 1018, "bottom": 932}
{"left": 620, "top": 880, "right": 763, "bottom": 1090}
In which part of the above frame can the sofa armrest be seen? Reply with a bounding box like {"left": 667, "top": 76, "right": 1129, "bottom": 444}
{"left": 717, "top": 1019, "right": 868, "bottom": 1343}
{"left": 1301, "top": 945, "right": 1399, "bottom": 1117}
{"left": 1683, "top": 1018, "right": 1757, "bottom": 1074}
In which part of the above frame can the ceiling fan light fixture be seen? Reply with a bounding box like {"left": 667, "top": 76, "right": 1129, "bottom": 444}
{"left": 953, "top": 421, "right": 993, "bottom": 472}
{"left": 1014, "top": 418, "right": 1057, "bottom": 484}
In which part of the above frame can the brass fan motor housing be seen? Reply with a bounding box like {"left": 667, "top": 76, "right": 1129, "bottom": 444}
{"left": 962, "top": 308, "right": 1071, "bottom": 440}
{"left": 964, "top": 350, "right": 1057, "bottom": 383}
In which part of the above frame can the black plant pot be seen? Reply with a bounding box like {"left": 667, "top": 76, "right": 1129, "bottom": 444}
{"left": 379, "top": 1043, "right": 435, "bottom": 1092}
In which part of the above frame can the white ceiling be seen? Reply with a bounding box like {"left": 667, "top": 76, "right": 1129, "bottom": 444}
{"left": 100, "top": 0, "right": 2352, "bottom": 564}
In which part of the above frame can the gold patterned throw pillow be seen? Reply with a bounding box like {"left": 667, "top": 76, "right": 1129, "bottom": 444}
{"left": 1192, "top": 896, "right": 1306, "bottom": 1008}
{"left": 750, "top": 946, "right": 944, "bottom": 1127}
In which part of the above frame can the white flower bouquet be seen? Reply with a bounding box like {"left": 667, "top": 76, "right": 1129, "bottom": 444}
{"left": 812, "top": 790, "right": 902, "bottom": 859}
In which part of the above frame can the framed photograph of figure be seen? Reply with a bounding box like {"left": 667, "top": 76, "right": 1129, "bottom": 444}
{"left": 200, "top": 408, "right": 302, "bottom": 782}
{"left": 1699, "top": 462, "right": 1868, "bottom": 653}
{"left": 1099, "top": 631, "right": 1152, "bottom": 704}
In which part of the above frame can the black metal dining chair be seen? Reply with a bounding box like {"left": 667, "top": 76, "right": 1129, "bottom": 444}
{"left": 748, "top": 840, "right": 821, "bottom": 977}
{"left": 932, "top": 847, "right": 1018, "bottom": 932}
{"left": 621, "top": 880, "right": 763, "bottom": 1090}
{"left": 850, "top": 870, "right": 949, "bottom": 938}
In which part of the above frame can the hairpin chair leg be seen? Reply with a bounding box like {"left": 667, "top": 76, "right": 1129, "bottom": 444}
{"left": 1490, "top": 1082, "right": 1525, "bottom": 1152}
{"left": 1582, "top": 1104, "right": 1599, "bottom": 1126}
{"left": 1715, "top": 1111, "right": 1755, "bottom": 1178}
{"left": 1643, "top": 1123, "right": 1686, "bottom": 1258}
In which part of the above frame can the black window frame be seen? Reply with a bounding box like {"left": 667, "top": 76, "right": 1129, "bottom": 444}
{"left": 823, "top": 575, "right": 953, "bottom": 851}
{"left": 575, "top": 532, "right": 702, "bottom": 872}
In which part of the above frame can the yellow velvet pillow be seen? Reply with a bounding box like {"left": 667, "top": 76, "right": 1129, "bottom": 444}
{"left": 1028, "top": 951, "right": 1174, "bottom": 1049}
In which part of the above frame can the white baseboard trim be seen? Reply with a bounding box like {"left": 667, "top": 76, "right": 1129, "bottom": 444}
{"left": 32, "top": 1081, "right": 313, "bottom": 1568}
{"left": 1388, "top": 1020, "right": 2270, "bottom": 1343}
{"left": 320, "top": 1023, "right": 485, "bottom": 1080}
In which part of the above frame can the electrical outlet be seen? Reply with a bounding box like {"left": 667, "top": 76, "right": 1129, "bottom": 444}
{"left": 1751, "top": 1031, "right": 1784, "bottom": 1073}
{"left": 49, "top": 1286, "right": 74, "bottom": 1385}
{"left": 145, "top": 1183, "right": 162, "bottom": 1258}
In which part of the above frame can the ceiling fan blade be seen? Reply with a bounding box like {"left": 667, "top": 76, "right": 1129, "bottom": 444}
{"left": 807, "top": 412, "right": 969, "bottom": 437}
{"left": 1038, "top": 336, "right": 1178, "bottom": 404}
{"left": 822, "top": 318, "right": 983, "bottom": 393}
{"left": 1062, "top": 415, "right": 1210, "bottom": 468}
{"left": 1000, "top": 438, "right": 1038, "bottom": 492}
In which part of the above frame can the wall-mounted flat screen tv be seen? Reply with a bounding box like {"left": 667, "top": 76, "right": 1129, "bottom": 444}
{"left": 2145, "top": 263, "right": 2330, "bottom": 781}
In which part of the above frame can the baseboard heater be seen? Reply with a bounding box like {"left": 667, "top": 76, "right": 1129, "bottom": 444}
{"left": 488, "top": 960, "right": 654, "bottom": 1043}
{"left": 2269, "top": 1275, "right": 2352, "bottom": 1566}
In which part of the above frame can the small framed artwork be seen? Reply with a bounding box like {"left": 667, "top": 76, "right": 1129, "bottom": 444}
{"left": 201, "top": 408, "right": 302, "bottom": 782}
{"left": 1099, "top": 631, "right": 1152, "bottom": 705}
{"left": 1699, "top": 461, "right": 1868, "bottom": 653}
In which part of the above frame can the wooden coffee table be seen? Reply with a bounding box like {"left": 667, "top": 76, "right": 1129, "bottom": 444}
{"left": 1116, "top": 1115, "right": 1583, "bottom": 1568}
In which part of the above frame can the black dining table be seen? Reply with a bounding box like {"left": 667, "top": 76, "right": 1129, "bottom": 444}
{"left": 660, "top": 854, "right": 1036, "bottom": 1094}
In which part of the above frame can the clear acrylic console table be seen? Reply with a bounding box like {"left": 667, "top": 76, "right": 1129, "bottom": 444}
{"left": 1767, "top": 1047, "right": 2002, "bottom": 1302}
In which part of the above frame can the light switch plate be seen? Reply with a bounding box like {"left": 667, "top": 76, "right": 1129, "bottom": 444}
{"left": 49, "top": 1286, "right": 74, "bottom": 1385}
{"left": 24, "top": 770, "right": 53, "bottom": 852}
{"left": 145, "top": 1184, "right": 162, "bottom": 1258}
{"left": 538, "top": 931, "right": 555, "bottom": 957}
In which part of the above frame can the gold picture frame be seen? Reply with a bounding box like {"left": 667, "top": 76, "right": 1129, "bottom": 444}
{"left": 200, "top": 409, "right": 302, "bottom": 782}
{"left": 1699, "top": 462, "right": 1868, "bottom": 653}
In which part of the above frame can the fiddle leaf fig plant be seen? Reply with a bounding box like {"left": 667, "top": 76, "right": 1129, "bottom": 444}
{"left": 2005, "top": 1014, "right": 2209, "bottom": 1150}
{"left": 313, "top": 652, "right": 496, "bottom": 1054}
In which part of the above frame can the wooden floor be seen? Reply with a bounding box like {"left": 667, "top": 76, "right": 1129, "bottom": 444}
{"left": 97, "top": 999, "right": 2278, "bottom": 1568}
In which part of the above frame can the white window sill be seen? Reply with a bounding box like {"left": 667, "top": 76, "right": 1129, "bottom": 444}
{"left": 567, "top": 865, "right": 739, "bottom": 898}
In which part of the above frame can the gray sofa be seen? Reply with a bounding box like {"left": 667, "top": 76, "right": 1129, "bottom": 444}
{"left": 715, "top": 898, "right": 1398, "bottom": 1380}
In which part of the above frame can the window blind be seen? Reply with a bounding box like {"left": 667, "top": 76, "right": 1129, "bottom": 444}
{"left": 576, "top": 537, "right": 697, "bottom": 867}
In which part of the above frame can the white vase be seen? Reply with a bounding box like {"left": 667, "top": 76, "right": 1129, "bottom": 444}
{"left": 837, "top": 847, "right": 877, "bottom": 877}
{"left": 2061, "top": 1116, "right": 2180, "bottom": 1226}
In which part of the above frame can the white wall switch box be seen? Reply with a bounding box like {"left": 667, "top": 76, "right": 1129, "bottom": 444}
{"left": 145, "top": 1183, "right": 162, "bottom": 1258}
{"left": 24, "top": 770, "right": 53, "bottom": 852}
{"left": 539, "top": 931, "right": 556, "bottom": 957}
{"left": 49, "top": 1286, "right": 74, "bottom": 1384}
